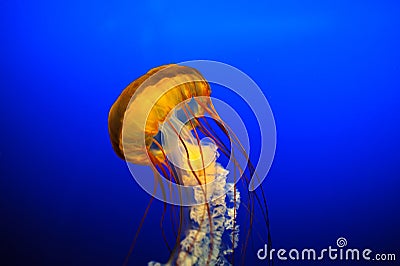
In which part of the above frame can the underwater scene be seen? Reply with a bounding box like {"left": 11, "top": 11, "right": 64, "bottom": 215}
{"left": 1, "top": 0, "right": 399, "bottom": 265}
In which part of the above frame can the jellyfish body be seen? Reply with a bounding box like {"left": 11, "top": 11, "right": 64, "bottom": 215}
{"left": 108, "top": 64, "right": 212, "bottom": 165}
{"left": 108, "top": 64, "right": 271, "bottom": 265}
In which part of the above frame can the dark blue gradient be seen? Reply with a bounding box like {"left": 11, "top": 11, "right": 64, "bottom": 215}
{"left": 1, "top": 1, "right": 399, "bottom": 265}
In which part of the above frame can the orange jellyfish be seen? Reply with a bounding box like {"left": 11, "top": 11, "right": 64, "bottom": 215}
{"left": 108, "top": 64, "right": 272, "bottom": 265}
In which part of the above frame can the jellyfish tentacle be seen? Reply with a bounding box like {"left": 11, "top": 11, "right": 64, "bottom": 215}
{"left": 178, "top": 105, "right": 216, "bottom": 265}
{"left": 162, "top": 108, "right": 221, "bottom": 266}
{"left": 149, "top": 153, "right": 177, "bottom": 247}
{"left": 194, "top": 99, "right": 272, "bottom": 263}
{"left": 193, "top": 114, "right": 258, "bottom": 262}
{"left": 155, "top": 161, "right": 174, "bottom": 254}
{"left": 108, "top": 64, "right": 273, "bottom": 265}
{"left": 174, "top": 127, "right": 214, "bottom": 266}
{"left": 207, "top": 111, "right": 271, "bottom": 236}
{"left": 176, "top": 163, "right": 240, "bottom": 266}
{"left": 123, "top": 151, "right": 175, "bottom": 266}
{"left": 123, "top": 195, "right": 154, "bottom": 266}
{"left": 151, "top": 147, "right": 185, "bottom": 266}
{"left": 152, "top": 137, "right": 205, "bottom": 265}
{"left": 159, "top": 117, "right": 212, "bottom": 265}
{"left": 223, "top": 125, "right": 272, "bottom": 252}
{"left": 185, "top": 103, "right": 260, "bottom": 264}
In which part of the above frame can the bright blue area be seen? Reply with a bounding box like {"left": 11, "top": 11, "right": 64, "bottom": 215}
{"left": 1, "top": 0, "right": 399, "bottom": 265}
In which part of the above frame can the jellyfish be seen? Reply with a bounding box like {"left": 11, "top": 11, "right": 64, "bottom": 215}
{"left": 108, "top": 64, "right": 272, "bottom": 265}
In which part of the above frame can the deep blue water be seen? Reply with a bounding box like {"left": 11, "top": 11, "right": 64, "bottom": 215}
{"left": 1, "top": 0, "right": 399, "bottom": 265}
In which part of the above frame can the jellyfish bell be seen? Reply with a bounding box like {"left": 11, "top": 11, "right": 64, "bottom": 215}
{"left": 108, "top": 63, "right": 272, "bottom": 266}
{"left": 109, "top": 64, "right": 240, "bottom": 200}
{"left": 108, "top": 64, "right": 213, "bottom": 166}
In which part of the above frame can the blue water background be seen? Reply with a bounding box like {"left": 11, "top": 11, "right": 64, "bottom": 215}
{"left": 1, "top": 1, "right": 399, "bottom": 265}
